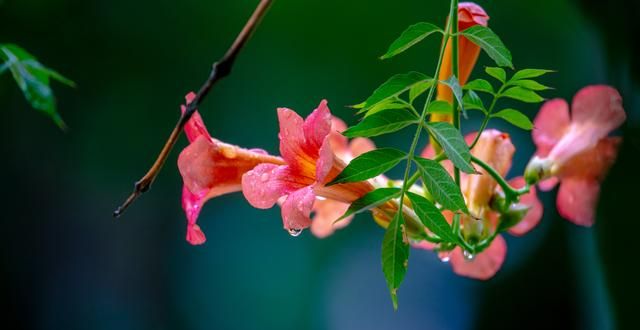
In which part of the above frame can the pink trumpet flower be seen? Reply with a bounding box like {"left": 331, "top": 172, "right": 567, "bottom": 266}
{"left": 525, "top": 85, "right": 625, "bottom": 226}
{"left": 418, "top": 130, "right": 542, "bottom": 280}
{"left": 242, "top": 100, "right": 376, "bottom": 235}
{"left": 178, "top": 92, "right": 285, "bottom": 245}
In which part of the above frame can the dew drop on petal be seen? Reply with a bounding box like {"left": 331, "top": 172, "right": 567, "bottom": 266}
{"left": 260, "top": 173, "right": 269, "bottom": 182}
{"left": 287, "top": 228, "right": 303, "bottom": 237}
{"left": 438, "top": 250, "right": 451, "bottom": 263}
{"left": 463, "top": 250, "right": 475, "bottom": 261}
{"left": 221, "top": 147, "right": 237, "bottom": 159}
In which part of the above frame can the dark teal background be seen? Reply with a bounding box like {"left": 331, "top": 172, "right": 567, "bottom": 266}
{"left": 1, "top": 0, "right": 638, "bottom": 329}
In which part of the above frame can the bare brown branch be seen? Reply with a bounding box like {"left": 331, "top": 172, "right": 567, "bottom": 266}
{"left": 113, "top": 0, "right": 273, "bottom": 217}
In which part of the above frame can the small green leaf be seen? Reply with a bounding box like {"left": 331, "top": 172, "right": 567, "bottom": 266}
{"left": 406, "top": 192, "right": 459, "bottom": 244}
{"left": 328, "top": 148, "right": 406, "bottom": 185}
{"left": 500, "top": 86, "right": 544, "bottom": 103}
{"left": 427, "top": 100, "right": 452, "bottom": 114}
{"left": 382, "top": 211, "right": 409, "bottom": 310}
{"left": 409, "top": 80, "right": 434, "bottom": 104}
{"left": 464, "top": 79, "right": 494, "bottom": 94}
{"left": 413, "top": 157, "right": 468, "bottom": 213}
{"left": 337, "top": 188, "right": 401, "bottom": 221}
{"left": 460, "top": 26, "right": 513, "bottom": 68}
{"left": 0, "top": 43, "right": 75, "bottom": 129}
{"left": 440, "top": 75, "right": 465, "bottom": 116}
{"left": 463, "top": 90, "right": 486, "bottom": 113}
{"left": 510, "top": 68, "right": 554, "bottom": 81}
{"left": 508, "top": 79, "right": 550, "bottom": 91}
{"left": 344, "top": 109, "right": 417, "bottom": 138}
{"left": 485, "top": 67, "right": 506, "bottom": 83}
{"left": 364, "top": 98, "right": 411, "bottom": 117}
{"left": 425, "top": 122, "right": 475, "bottom": 174}
{"left": 381, "top": 22, "right": 444, "bottom": 59}
{"left": 357, "top": 72, "right": 432, "bottom": 113}
{"left": 492, "top": 109, "right": 534, "bottom": 130}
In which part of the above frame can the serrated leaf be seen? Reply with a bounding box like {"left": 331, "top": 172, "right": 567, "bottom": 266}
{"left": 382, "top": 211, "right": 409, "bottom": 310}
{"left": 440, "top": 75, "right": 465, "bottom": 116}
{"left": 508, "top": 79, "right": 550, "bottom": 91}
{"left": 510, "top": 68, "right": 554, "bottom": 81}
{"left": 501, "top": 86, "right": 544, "bottom": 103}
{"left": 406, "top": 192, "right": 459, "bottom": 244}
{"left": 464, "top": 79, "right": 494, "bottom": 94}
{"left": 463, "top": 90, "right": 486, "bottom": 113}
{"left": 485, "top": 67, "right": 506, "bottom": 83}
{"left": 328, "top": 148, "right": 406, "bottom": 185}
{"left": 492, "top": 109, "right": 534, "bottom": 130}
{"left": 413, "top": 157, "right": 468, "bottom": 213}
{"left": 337, "top": 188, "right": 401, "bottom": 221}
{"left": 381, "top": 22, "right": 443, "bottom": 59}
{"left": 344, "top": 109, "right": 417, "bottom": 138}
{"left": 409, "top": 80, "right": 434, "bottom": 104}
{"left": 357, "top": 72, "right": 432, "bottom": 113}
{"left": 427, "top": 100, "right": 452, "bottom": 114}
{"left": 425, "top": 122, "right": 475, "bottom": 173}
{"left": 0, "top": 43, "right": 75, "bottom": 129}
{"left": 460, "top": 26, "right": 513, "bottom": 68}
{"left": 364, "top": 98, "right": 411, "bottom": 117}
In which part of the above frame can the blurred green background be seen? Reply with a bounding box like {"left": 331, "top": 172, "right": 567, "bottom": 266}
{"left": 1, "top": 0, "right": 639, "bottom": 329}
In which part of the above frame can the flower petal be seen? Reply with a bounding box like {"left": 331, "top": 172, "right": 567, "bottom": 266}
{"left": 281, "top": 186, "right": 316, "bottom": 230}
{"left": 242, "top": 163, "right": 302, "bottom": 209}
{"left": 571, "top": 85, "right": 625, "bottom": 136}
{"left": 303, "top": 100, "right": 332, "bottom": 151}
{"left": 508, "top": 177, "right": 543, "bottom": 236}
{"left": 450, "top": 234, "right": 507, "bottom": 280}
{"left": 181, "top": 186, "right": 207, "bottom": 245}
{"left": 181, "top": 92, "right": 211, "bottom": 143}
{"left": 559, "top": 137, "right": 622, "bottom": 181}
{"left": 532, "top": 98, "right": 570, "bottom": 157}
{"left": 310, "top": 198, "right": 353, "bottom": 238}
{"left": 556, "top": 178, "right": 600, "bottom": 226}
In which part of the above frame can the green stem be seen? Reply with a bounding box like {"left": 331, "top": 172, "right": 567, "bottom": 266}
{"left": 469, "top": 85, "right": 506, "bottom": 149}
{"left": 470, "top": 155, "right": 529, "bottom": 203}
{"left": 451, "top": 0, "right": 461, "bottom": 187}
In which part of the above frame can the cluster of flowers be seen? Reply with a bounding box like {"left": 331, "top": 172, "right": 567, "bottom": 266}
{"left": 175, "top": 2, "right": 625, "bottom": 280}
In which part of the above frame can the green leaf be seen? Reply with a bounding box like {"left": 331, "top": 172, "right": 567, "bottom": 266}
{"left": 508, "top": 79, "right": 550, "bottom": 91}
{"left": 492, "top": 109, "right": 534, "bottom": 130}
{"left": 500, "top": 86, "right": 544, "bottom": 103}
{"left": 413, "top": 157, "right": 468, "bottom": 213}
{"left": 409, "top": 80, "right": 434, "bottom": 104}
{"left": 425, "top": 122, "right": 476, "bottom": 174}
{"left": 382, "top": 211, "right": 409, "bottom": 310}
{"left": 381, "top": 22, "right": 443, "bottom": 59}
{"left": 357, "top": 72, "right": 432, "bottom": 113}
{"left": 485, "top": 67, "right": 506, "bottom": 83}
{"left": 460, "top": 26, "right": 513, "bottom": 68}
{"left": 0, "top": 43, "right": 75, "bottom": 129}
{"left": 406, "top": 192, "right": 459, "bottom": 244}
{"left": 344, "top": 109, "right": 417, "bottom": 138}
{"left": 337, "top": 188, "right": 401, "bottom": 221}
{"left": 427, "top": 100, "right": 452, "bottom": 114}
{"left": 364, "top": 98, "right": 411, "bottom": 117}
{"left": 464, "top": 79, "right": 494, "bottom": 94}
{"left": 440, "top": 75, "right": 465, "bottom": 115}
{"left": 463, "top": 90, "right": 486, "bottom": 113}
{"left": 328, "top": 148, "right": 406, "bottom": 185}
{"left": 510, "top": 68, "right": 554, "bottom": 81}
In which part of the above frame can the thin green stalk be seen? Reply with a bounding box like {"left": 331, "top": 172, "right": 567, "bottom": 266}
{"left": 469, "top": 85, "right": 506, "bottom": 149}
{"left": 451, "top": 0, "right": 461, "bottom": 186}
{"left": 470, "top": 155, "right": 529, "bottom": 203}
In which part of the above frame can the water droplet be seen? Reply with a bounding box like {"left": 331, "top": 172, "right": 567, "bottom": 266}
{"left": 463, "top": 250, "right": 475, "bottom": 261}
{"left": 438, "top": 251, "right": 451, "bottom": 263}
{"left": 287, "top": 228, "right": 303, "bottom": 237}
{"left": 260, "top": 173, "right": 269, "bottom": 182}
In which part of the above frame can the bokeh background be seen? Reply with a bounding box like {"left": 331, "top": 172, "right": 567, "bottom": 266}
{"left": 1, "top": 0, "right": 639, "bottom": 329}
